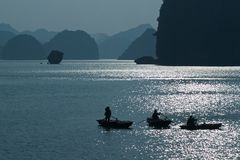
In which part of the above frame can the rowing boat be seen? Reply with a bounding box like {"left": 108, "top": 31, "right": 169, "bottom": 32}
{"left": 147, "top": 118, "right": 172, "bottom": 129}
{"left": 97, "top": 119, "right": 133, "bottom": 129}
{"left": 180, "top": 123, "right": 222, "bottom": 130}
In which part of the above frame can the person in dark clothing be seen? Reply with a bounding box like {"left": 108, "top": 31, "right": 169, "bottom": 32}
{"left": 187, "top": 115, "right": 197, "bottom": 126}
{"left": 104, "top": 106, "right": 111, "bottom": 122}
{"left": 152, "top": 109, "right": 161, "bottom": 120}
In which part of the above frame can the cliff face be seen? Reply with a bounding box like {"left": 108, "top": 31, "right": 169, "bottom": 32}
{"left": 156, "top": 0, "right": 240, "bottom": 65}
{"left": 1, "top": 35, "right": 45, "bottom": 60}
{"left": 118, "top": 28, "right": 156, "bottom": 60}
{"left": 45, "top": 30, "right": 99, "bottom": 59}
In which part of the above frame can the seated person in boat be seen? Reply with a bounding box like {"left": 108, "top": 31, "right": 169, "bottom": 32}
{"left": 152, "top": 109, "right": 161, "bottom": 120}
{"left": 104, "top": 106, "right": 111, "bottom": 122}
{"left": 187, "top": 115, "right": 198, "bottom": 126}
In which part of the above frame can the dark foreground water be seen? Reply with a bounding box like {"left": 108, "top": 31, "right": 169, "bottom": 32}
{"left": 0, "top": 60, "right": 239, "bottom": 160}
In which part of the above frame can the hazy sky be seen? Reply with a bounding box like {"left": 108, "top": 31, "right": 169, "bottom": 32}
{"left": 0, "top": 0, "right": 162, "bottom": 34}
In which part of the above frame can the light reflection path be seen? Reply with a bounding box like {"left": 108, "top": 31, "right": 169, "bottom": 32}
{"left": 0, "top": 60, "right": 239, "bottom": 160}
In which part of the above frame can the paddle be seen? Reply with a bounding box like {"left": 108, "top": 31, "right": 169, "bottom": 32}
{"left": 159, "top": 113, "right": 177, "bottom": 125}
{"left": 160, "top": 113, "right": 170, "bottom": 120}
{"left": 170, "top": 121, "right": 177, "bottom": 126}
{"left": 136, "top": 119, "right": 146, "bottom": 124}
{"left": 111, "top": 116, "right": 118, "bottom": 120}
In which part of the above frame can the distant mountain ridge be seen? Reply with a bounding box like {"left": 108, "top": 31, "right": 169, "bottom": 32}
{"left": 91, "top": 33, "right": 110, "bottom": 45}
{"left": 0, "top": 23, "right": 156, "bottom": 60}
{"left": 99, "top": 24, "right": 153, "bottom": 59}
{"left": 45, "top": 30, "right": 99, "bottom": 59}
{"left": 0, "top": 23, "right": 18, "bottom": 34}
{"left": 1, "top": 34, "right": 45, "bottom": 60}
{"left": 0, "top": 23, "right": 57, "bottom": 44}
{"left": 0, "top": 31, "right": 16, "bottom": 45}
{"left": 118, "top": 28, "right": 156, "bottom": 60}
{"left": 21, "top": 29, "right": 58, "bottom": 43}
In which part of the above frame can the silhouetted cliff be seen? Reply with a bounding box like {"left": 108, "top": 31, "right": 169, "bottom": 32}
{"left": 22, "top": 29, "right": 58, "bottom": 43}
{"left": 0, "top": 31, "right": 16, "bottom": 45}
{"left": 156, "top": 0, "right": 240, "bottom": 65}
{"left": 1, "top": 35, "right": 45, "bottom": 60}
{"left": 45, "top": 30, "right": 99, "bottom": 59}
{"left": 99, "top": 24, "right": 153, "bottom": 59}
{"left": 118, "top": 28, "right": 156, "bottom": 60}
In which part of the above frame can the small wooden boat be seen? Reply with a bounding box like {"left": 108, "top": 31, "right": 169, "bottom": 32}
{"left": 97, "top": 119, "right": 133, "bottom": 129}
{"left": 180, "top": 123, "right": 222, "bottom": 130}
{"left": 147, "top": 118, "right": 172, "bottom": 129}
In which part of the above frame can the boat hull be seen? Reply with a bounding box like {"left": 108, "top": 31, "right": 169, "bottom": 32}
{"left": 180, "top": 123, "right": 222, "bottom": 130}
{"left": 97, "top": 119, "right": 133, "bottom": 129}
{"left": 147, "top": 118, "right": 172, "bottom": 129}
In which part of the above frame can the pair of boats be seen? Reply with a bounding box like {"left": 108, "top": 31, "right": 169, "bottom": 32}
{"left": 97, "top": 118, "right": 222, "bottom": 130}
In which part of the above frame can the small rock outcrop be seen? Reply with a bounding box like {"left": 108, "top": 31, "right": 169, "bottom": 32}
{"left": 1, "top": 35, "right": 45, "bottom": 60}
{"left": 135, "top": 56, "right": 156, "bottom": 64}
{"left": 47, "top": 50, "right": 64, "bottom": 64}
{"left": 118, "top": 28, "right": 156, "bottom": 60}
{"left": 45, "top": 30, "right": 99, "bottom": 59}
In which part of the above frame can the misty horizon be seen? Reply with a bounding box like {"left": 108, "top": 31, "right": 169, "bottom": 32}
{"left": 0, "top": 0, "right": 162, "bottom": 35}
{"left": 0, "top": 22, "right": 154, "bottom": 36}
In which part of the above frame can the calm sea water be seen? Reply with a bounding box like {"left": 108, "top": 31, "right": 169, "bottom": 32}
{"left": 0, "top": 60, "right": 239, "bottom": 160}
